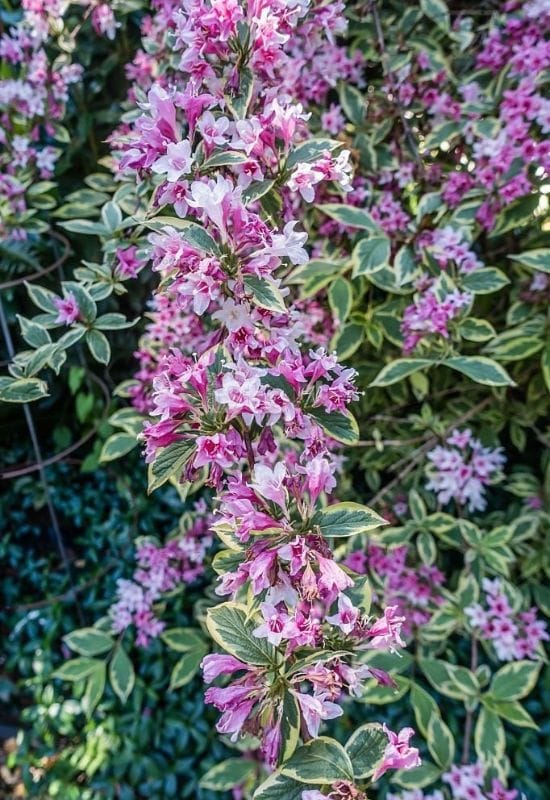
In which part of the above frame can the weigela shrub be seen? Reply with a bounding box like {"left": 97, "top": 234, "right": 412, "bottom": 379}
{"left": 1, "top": 0, "right": 548, "bottom": 799}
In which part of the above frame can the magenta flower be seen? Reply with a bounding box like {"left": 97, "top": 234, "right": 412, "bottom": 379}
{"left": 367, "top": 606, "right": 406, "bottom": 652}
{"left": 293, "top": 690, "right": 343, "bottom": 738}
{"left": 326, "top": 594, "right": 359, "bottom": 635}
{"left": 372, "top": 725, "right": 421, "bottom": 781}
{"left": 151, "top": 139, "right": 193, "bottom": 182}
{"left": 53, "top": 291, "right": 80, "bottom": 325}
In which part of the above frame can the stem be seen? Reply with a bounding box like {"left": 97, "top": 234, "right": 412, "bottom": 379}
{"left": 367, "top": 396, "right": 493, "bottom": 507}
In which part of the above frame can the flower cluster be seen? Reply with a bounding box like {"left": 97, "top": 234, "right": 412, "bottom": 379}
{"left": 345, "top": 544, "right": 445, "bottom": 637}
{"left": 401, "top": 283, "right": 471, "bottom": 355}
{"left": 110, "top": 503, "right": 213, "bottom": 646}
{"left": 465, "top": 578, "right": 548, "bottom": 661}
{"left": 425, "top": 429, "right": 506, "bottom": 512}
{"left": 443, "top": 763, "right": 518, "bottom": 800}
{"left": 387, "top": 766, "right": 519, "bottom": 800}
{"left": 101, "top": 0, "right": 418, "bottom": 780}
{"left": 0, "top": 0, "right": 120, "bottom": 238}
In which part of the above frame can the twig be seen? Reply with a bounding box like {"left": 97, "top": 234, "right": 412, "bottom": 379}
{"left": 367, "top": 396, "right": 493, "bottom": 507}
{"left": 10, "top": 565, "right": 114, "bottom": 613}
{"left": 349, "top": 434, "right": 430, "bottom": 448}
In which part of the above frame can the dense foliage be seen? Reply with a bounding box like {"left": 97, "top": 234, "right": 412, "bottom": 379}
{"left": 1, "top": 1, "right": 548, "bottom": 799}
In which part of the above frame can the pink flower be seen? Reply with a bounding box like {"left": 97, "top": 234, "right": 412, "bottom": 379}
{"left": 91, "top": 4, "right": 118, "bottom": 40}
{"left": 326, "top": 594, "right": 359, "bottom": 634}
{"left": 372, "top": 725, "right": 421, "bottom": 781}
{"left": 202, "top": 654, "right": 249, "bottom": 683}
{"left": 115, "top": 245, "right": 143, "bottom": 279}
{"left": 317, "top": 555, "right": 354, "bottom": 595}
{"left": 53, "top": 291, "right": 80, "bottom": 325}
{"left": 488, "top": 778, "right": 518, "bottom": 800}
{"left": 249, "top": 463, "right": 288, "bottom": 510}
{"left": 194, "top": 430, "right": 245, "bottom": 470}
{"left": 367, "top": 606, "right": 406, "bottom": 651}
{"left": 293, "top": 690, "right": 343, "bottom": 737}
{"left": 296, "top": 455, "right": 336, "bottom": 503}
{"left": 151, "top": 139, "right": 193, "bottom": 182}
{"left": 253, "top": 603, "right": 290, "bottom": 646}
{"left": 288, "top": 163, "right": 324, "bottom": 202}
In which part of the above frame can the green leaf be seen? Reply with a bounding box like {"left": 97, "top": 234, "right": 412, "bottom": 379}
{"left": 17, "top": 316, "right": 51, "bottom": 348}
{"left": 181, "top": 223, "right": 220, "bottom": 254}
{"left": 101, "top": 201, "right": 122, "bottom": 232}
{"left": 542, "top": 347, "right": 550, "bottom": 393}
{"left": 474, "top": 707, "right": 505, "bottom": 763}
{"left": 161, "top": 627, "right": 207, "bottom": 652}
{"left": 328, "top": 277, "right": 353, "bottom": 322}
{"left": 482, "top": 697, "right": 538, "bottom": 729}
{"left": 86, "top": 330, "right": 111, "bottom": 365}
{"left": 317, "top": 204, "right": 379, "bottom": 231}
{"left": 243, "top": 275, "right": 286, "bottom": 313}
{"left": 311, "top": 502, "right": 388, "bottom": 538}
{"left": 253, "top": 771, "right": 304, "bottom": 800}
{"left": 63, "top": 628, "right": 114, "bottom": 657}
{"left": 417, "top": 531, "right": 436, "bottom": 565}
{"left": 352, "top": 236, "right": 391, "bottom": 277}
{"left": 347, "top": 574, "right": 372, "bottom": 615}
{"left": 424, "top": 121, "right": 461, "bottom": 150}
{"left": 53, "top": 658, "right": 102, "bottom": 682}
{"left": 416, "top": 192, "right": 444, "bottom": 222}
{"left": 462, "top": 268, "right": 510, "bottom": 294}
{"left": 345, "top": 723, "right": 387, "bottom": 779}
{"left": 339, "top": 82, "right": 365, "bottom": 126}
{"left": 308, "top": 407, "right": 359, "bottom": 444}
{"left": 409, "top": 489, "right": 426, "bottom": 521}
{"left": 242, "top": 180, "right": 276, "bottom": 203}
{"left": 0, "top": 376, "right": 49, "bottom": 403}
{"left": 82, "top": 662, "right": 106, "bottom": 718}
{"left": 202, "top": 150, "right": 249, "bottom": 170}
{"left": 226, "top": 67, "right": 254, "bottom": 119}
{"left": 490, "top": 194, "right": 539, "bottom": 236}
{"left": 109, "top": 646, "right": 135, "bottom": 704}
{"left": 508, "top": 249, "right": 550, "bottom": 273}
{"left": 206, "top": 602, "right": 277, "bottom": 666}
{"left": 331, "top": 323, "right": 364, "bottom": 360}
{"left": 420, "top": 658, "right": 479, "bottom": 699}
{"left": 394, "top": 245, "right": 417, "bottom": 286}
{"left": 459, "top": 318, "right": 496, "bottom": 342}
{"left": 200, "top": 759, "right": 256, "bottom": 791}
{"left": 280, "top": 691, "right": 301, "bottom": 762}
{"left": 100, "top": 433, "right": 138, "bottom": 462}
{"left": 169, "top": 650, "right": 205, "bottom": 690}
{"left": 287, "top": 138, "right": 341, "bottom": 169}
{"left": 95, "top": 313, "right": 136, "bottom": 330}
{"left": 420, "top": 0, "right": 450, "bottom": 30}
{"left": 58, "top": 219, "right": 108, "bottom": 236}
{"left": 148, "top": 440, "right": 195, "bottom": 493}
{"left": 394, "top": 763, "right": 442, "bottom": 789}
{"left": 26, "top": 283, "right": 58, "bottom": 313}
{"left": 490, "top": 660, "right": 541, "bottom": 701}
{"left": 370, "top": 359, "right": 432, "bottom": 387}
{"left": 484, "top": 335, "right": 543, "bottom": 362}
{"left": 410, "top": 683, "right": 440, "bottom": 738}
{"left": 427, "top": 714, "right": 455, "bottom": 769}
{"left": 280, "top": 737, "right": 354, "bottom": 784}
{"left": 444, "top": 356, "right": 514, "bottom": 386}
